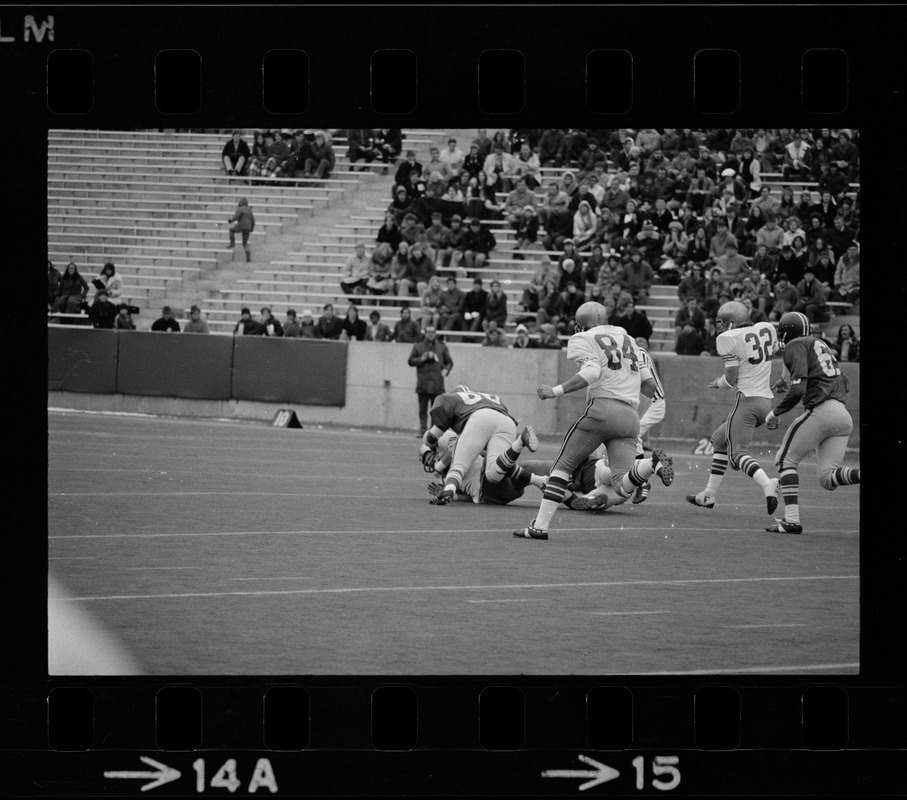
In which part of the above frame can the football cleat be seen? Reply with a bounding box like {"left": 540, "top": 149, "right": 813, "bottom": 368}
{"left": 764, "top": 478, "right": 780, "bottom": 515}
{"left": 513, "top": 520, "right": 549, "bottom": 540}
{"left": 686, "top": 491, "right": 716, "bottom": 509}
{"left": 632, "top": 481, "right": 651, "bottom": 504}
{"left": 651, "top": 449, "right": 674, "bottom": 486}
{"left": 429, "top": 488, "right": 454, "bottom": 506}
{"left": 570, "top": 492, "right": 611, "bottom": 512}
{"left": 520, "top": 425, "right": 540, "bottom": 452}
{"left": 766, "top": 519, "right": 803, "bottom": 534}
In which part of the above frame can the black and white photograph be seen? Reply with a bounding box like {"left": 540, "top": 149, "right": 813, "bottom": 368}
{"left": 47, "top": 124, "right": 862, "bottom": 676}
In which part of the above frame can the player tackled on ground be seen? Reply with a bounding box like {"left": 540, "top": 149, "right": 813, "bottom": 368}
{"left": 763, "top": 312, "right": 861, "bottom": 533}
{"left": 686, "top": 300, "right": 781, "bottom": 516}
{"left": 419, "top": 385, "right": 540, "bottom": 505}
{"left": 513, "top": 302, "right": 674, "bottom": 541}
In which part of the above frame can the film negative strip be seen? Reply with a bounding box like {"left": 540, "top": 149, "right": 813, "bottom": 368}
{"left": 7, "top": 2, "right": 903, "bottom": 796}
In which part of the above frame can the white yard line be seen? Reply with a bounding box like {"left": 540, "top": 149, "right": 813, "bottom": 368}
{"left": 625, "top": 663, "right": 859, "bottom": 675}
{"left": 49, "top": 574, "right": 858, "bottom": 603}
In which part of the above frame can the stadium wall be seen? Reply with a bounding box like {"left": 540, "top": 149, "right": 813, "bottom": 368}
{"left": 47, "top": 331, "right": 859, "bottom": 447}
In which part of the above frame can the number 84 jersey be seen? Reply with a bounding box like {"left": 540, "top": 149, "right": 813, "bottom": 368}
{"left": 717, "top": 321, "right": 778, "bottom": 399}
{"left": 567, "top": 324, "right": 651, "bottom": 408}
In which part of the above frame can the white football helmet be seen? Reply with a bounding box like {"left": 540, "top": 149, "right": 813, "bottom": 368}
{"left": 574, "top": 301, "right": 610, "bottom": 332}
{"left": 715, "top": 300, "right": 749, "bottom": 333}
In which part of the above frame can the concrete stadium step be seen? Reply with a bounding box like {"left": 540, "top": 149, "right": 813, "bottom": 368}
{"left": 48, "top": 204, "right": 304, "bottom": 225}
{"left": 48, "top": 186, "right": 332, "bottom": 211}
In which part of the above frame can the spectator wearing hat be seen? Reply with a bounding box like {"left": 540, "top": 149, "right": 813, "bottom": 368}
{"left": 183, "top": 305, "right": 209, "bottom": 334}
{"left": 88, "top": 289, "right": 117, "bottom": 329}
{"left": 556, "top": 250, "right": 585, "bottom": 294}
{"left": 282, "top": 309, "right": 303, "bottom": 338}
{"left": 388, "top": 185, "right": 414, "bottom": 227}
{"left": 635, "top": 218, "right": 663, "bottom": 263}
{"left": 365, "top": 310, "right": 393, "bottom": 342}
{"left": 314, "top": 303, "right": 343, "bottom": 340}
{"left": 259, "top": 307, "right": 284, "bottom": 337}
{"left": 818, "top": 160, "right": 851, "bottom": 201}
{"left": 114, "top": 303, "right": 136, "bottom": 331}
{"left": 713, "top": 167, "right": 748, "bottom": 204}
{"left": 392, "top": 306, "right": 422, "bottom": 343}
{"left": 222, "top": 130, "right": 250, "bottom": 176}
{"left": 511, "top": 323, "right": 539, "bottom": 349}
{"left": 662, "top": 219, "right": 690, "bottom": 263}
{"left": 833, "top": 242, "right": 860, "bottom": 307}
{"left": 151, "top": 305, "right": 180, "bottom": 332}
{"left": 55, "top": 260, "right": 89, "bottom": 314}
{"left": 462, "top": 217, "right": 496, "bottom": 275}
{"left": 96, "top": 261, "right": 124, "bottom": 302}
{"left": 303, "top": 131, "right": 335, "bottom": 179}
{"left": 295, "top": 309, "right": 317, "bottom": 338}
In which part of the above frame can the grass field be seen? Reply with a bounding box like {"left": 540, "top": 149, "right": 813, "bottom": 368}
{"left": 47, "top": 409, "right": 860, "bottom": 676}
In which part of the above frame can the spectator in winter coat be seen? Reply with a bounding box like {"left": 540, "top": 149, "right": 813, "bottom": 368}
{"left": 483, "top": 280, "right": 508, "bottom": 331}
{"left": 183, "top": 304, "right": 210, "bottom": 334}
{"left": 88, "top": 290, "right": 118, "bottom": 329}
{"left": 304, "top": 132, "right": 335, "bottom": 178}
{"left": 623, "top": 249, "right": 655, "bottom": 305}
{"left": 95, "top": 261, "right": 125, "bottom": 302}
{"left": 610, "top": 294, "right": 653, "bottom": 347}
{"left": 408, "top": 325, "right": 453, "bottom": 434}
{"left": 438, "top": 277, "right": 466, "bottom": 333}
{"left": 55, "top": 261, "right": 89, "bottom": 313}
{"left": 769, "top": 274, "right": 799, "bottom": 320}
{"left": 227, "top": 197, "right": 255, "bottom": 262}
{"left": 794, "top": 268, "right": 827, "bottom": 323}
{"left": 151, "top": 305, "right": 181, "bottom": 333}
{"left": 538, "top": 128, "right": 566, "bottom": 167}
{"left": 481, "top": 320, "right": 508, "bottom": 347}
{"left": 677, "top": 263, "right": 706, "bottom": 304}
{"left": 222, "top": 130, "right": 250, "bottom": 175}
{"left": 833, "top": 242, "right": 860, "bottom": 304}
{"left": 341, "top": 243, "right": 372, "bottom": 298}
{"left": 393, "top": 306, "right": 422, "bottom": 343}
{"left": 462, "top": 218, "right": 497, "bottom": 273}
{"left": 339, "top": 304, "right": 367, "bottom": 341}
{"left": 114, "top": 304, "right": 136, "bottom": 331}
{"left": 755, "top": 215, "right": 784, "bottom": 255}
{"left": 398, "top": 242, "right": 436, "bottom": 299}
{"left": 347, "top": 128, "right": 379, "bottom": 166}
{"left": 365, "top": 311, "right": 393, "bottom": 342}
{"left": 259, "top": 307, "right": 284, "bottom": 337}
{"left": 264, "top": 131, "right": 292, "bottom": 177}
{"left": 462, "top": 278, "right": 489, "bottom": 333}
{"left": 313, "top": 304, "right": 344, "bottom": 339}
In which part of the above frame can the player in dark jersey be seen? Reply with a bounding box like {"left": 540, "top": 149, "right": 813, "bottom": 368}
{"left": 419, "top": 385, "right": 540, "bottom": 505}
{"left": 764, "top": 312, "right": 861, "bottom": 533}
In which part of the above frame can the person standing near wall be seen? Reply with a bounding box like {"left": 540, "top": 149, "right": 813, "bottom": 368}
{"left": 408, "top": 325, "right": 453, "bottom": 436}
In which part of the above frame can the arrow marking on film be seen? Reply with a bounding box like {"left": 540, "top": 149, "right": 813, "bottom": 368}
{"left": 104, "top": 756, "right": 181, "bottom": 792}
{"left": 542, "top": 754, "right": 620, "bottom": 791}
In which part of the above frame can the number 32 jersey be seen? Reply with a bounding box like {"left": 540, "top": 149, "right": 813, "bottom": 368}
{"left": 716, "top": 321, "right": 778, "bottom": 399}
{"left": 567, "top": 324, "right": 651, "bottom": 408}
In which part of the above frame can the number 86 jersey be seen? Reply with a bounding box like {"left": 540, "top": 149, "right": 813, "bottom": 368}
{"left": 567, "top": 324, "right": 651, "bottom": 408}
{"left": 717, "top": 321, "right": 778, "bottom": 399}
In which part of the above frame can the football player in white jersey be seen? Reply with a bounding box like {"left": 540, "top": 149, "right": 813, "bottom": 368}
{"left": 686, "top": 300, "right": 781, "bottom": 514}
{"left": 514, "top": 302, "right": 674, "bottom": 540}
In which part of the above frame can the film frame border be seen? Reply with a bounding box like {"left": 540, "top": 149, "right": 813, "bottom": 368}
{"left": 8, "top": 2, "right": 903, "bottom": 796}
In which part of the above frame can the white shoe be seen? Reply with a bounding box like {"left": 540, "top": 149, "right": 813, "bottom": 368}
{"left": 764, "top": 478, "right": 780, "bottom": 515}
{"left": 686, "top": 491, "right": 716, "bottom": 509}
{"left": 520, "top": 425, "right": 539, "bottom": 452}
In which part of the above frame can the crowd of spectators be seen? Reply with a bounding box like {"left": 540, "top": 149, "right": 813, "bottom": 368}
{"left": 353, "top": 127, "right": 861, "bottom": 351}
{"left": 222, "top": 129, "right": 338, "bottom": 180}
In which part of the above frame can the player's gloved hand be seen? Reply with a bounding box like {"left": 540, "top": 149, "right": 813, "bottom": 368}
{"left": 420, "top": 444, "right": 438, "bottom": 472}
{"left": 765, "top": 411, "right": 779, "bottom": 431}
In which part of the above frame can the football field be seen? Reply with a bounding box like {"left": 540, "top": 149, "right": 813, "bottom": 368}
{"left": 47, "top": 410, "right": 860, "bottom": 675}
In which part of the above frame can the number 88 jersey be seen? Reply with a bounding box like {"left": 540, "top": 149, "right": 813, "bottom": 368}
{"left": 717, "top": 321, "right": 778, "bottom": 398}
{"left": 567, "top": 324, "right": 650, "bottom": 408}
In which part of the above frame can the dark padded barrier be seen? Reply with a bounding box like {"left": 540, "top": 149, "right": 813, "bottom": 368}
{"left": 47, "top": 327, "right": 119, "bottom": 394}
{"left": 232, "top": 338, "right": 347, "bottom": 406}
{"left": 115, "top": 331, "right": 234, "bottom": 400}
